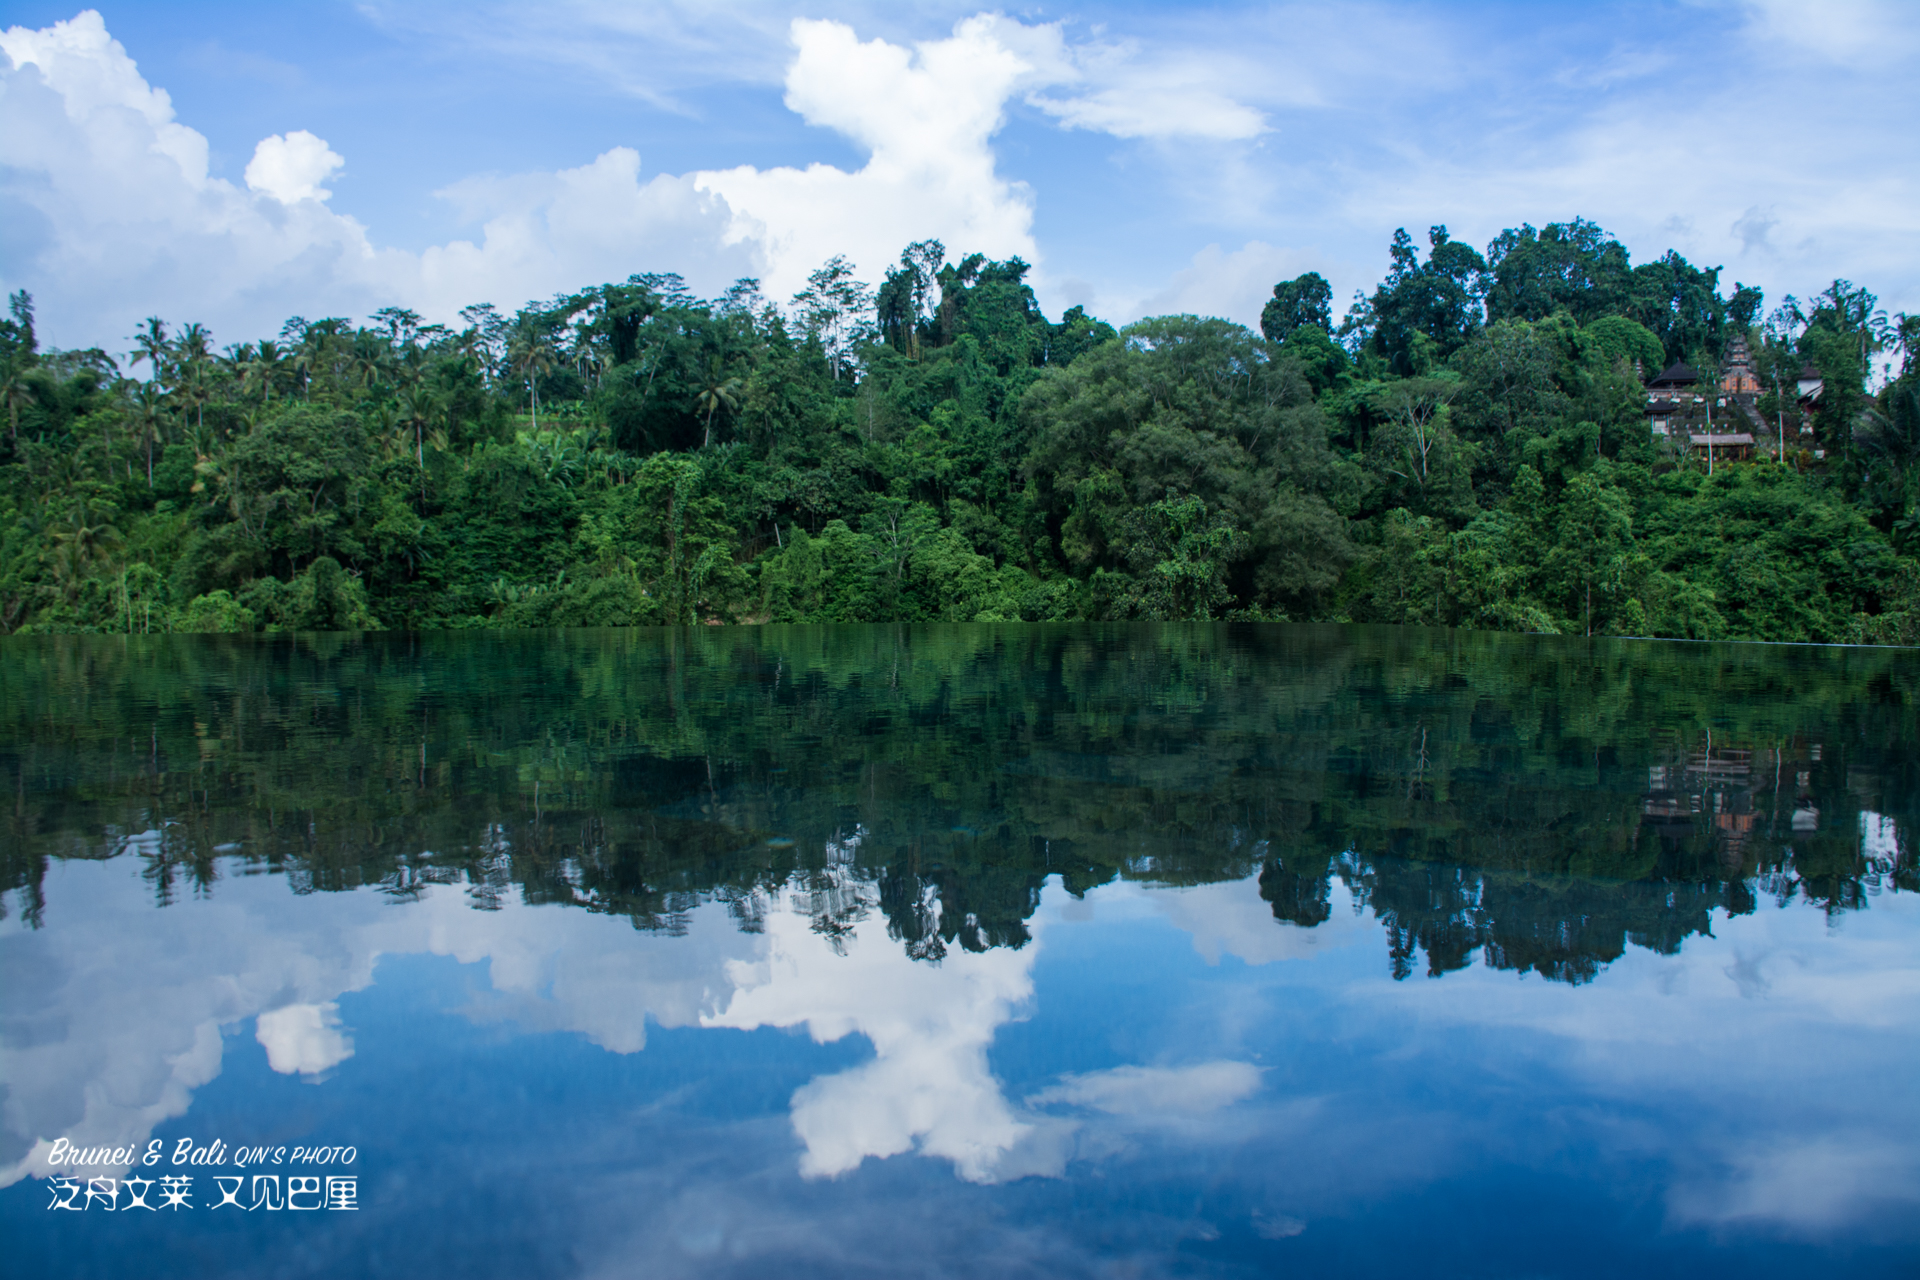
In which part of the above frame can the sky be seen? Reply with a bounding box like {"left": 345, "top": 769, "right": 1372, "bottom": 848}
{"left": 0, "top": 0, "right": 1916, "bottom": 354}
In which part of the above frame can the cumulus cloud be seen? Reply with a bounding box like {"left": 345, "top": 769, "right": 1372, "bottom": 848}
{"left": 693, "top": 16, "right": 1045, "bottom": 303}
{"left": 1, "top": 9, "right": 1289, "bottom": 347}
{"left": 0, "top": 13, "right": 744, "bottom": 344}
{"left": 0, "top": 11, "right": 396, "bottom": 345}
{"left": 243, "top": 130, "right": 344, "bottom": 204}
{"left": 0, "top": 9, "right": 208, "bottom": 182}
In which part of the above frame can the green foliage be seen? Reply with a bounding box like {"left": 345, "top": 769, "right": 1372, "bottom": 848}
{"left": 1260, "top": 272, "right": 1333, "bottom": 341}
{"left": 1486, "top": 219, "right": 1633, "bottom": 325}
{"left": 0, "top": 226, "right": 1909, "bottom": 646}
{"left": 1582, "top": 315, "right": 1666, "bottom": 375}
{"left": 174, "top": 589, "right": 256, "bottom": 633}
{"left": 1345, "top": 226, "right": 1490, "bottom": 375}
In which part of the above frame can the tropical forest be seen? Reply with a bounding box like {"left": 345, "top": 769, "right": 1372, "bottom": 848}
{"left": 1, "top": 218, "right": 1915, "bottom": 643}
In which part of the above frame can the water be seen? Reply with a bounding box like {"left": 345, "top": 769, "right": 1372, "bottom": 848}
{"left": 1, "top": 623, "right": 1914, "bottom": 1278}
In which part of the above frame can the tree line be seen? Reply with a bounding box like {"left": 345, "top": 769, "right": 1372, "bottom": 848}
{"left": 0, "top": 219, "right": 1915, "bottom": 642}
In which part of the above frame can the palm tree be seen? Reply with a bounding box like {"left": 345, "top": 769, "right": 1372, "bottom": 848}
{"left": 369, "top": 402, "right": 405, "bottom": 462}
{"left": 49, "top": 504, "right": 122, "bottom": 602}
{"left": 508, "top": 329, "right": 557, "bottom": 430}
{"left": 398, "top": 386, "right": 444, "bottom": 467}
{"left": 349, "top": 336, "right": 387, "bottom": 395}
{"left": 129, "top": 317, "right": 172, "bottom": 390}
{"left": 240, "top": 340, "right": 288, "bottom": 405}
{"left": 128, "top": 381, "right": 169, "bottom": 487}
{"left": 697, "top": 361, "right": 744, "bottom": 448}
{"left": 175, "top": 323, "right": 214, "bottom": 435}
{"left": 1, "top": 365, "right": 35, "bottom": 444}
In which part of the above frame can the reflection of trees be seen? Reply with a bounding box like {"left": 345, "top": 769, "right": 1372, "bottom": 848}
{"left": 0, "top": 624, "right": 1911, "bottom": 985}
{"left": 1328, "top": 855, "right": 1755, "bottom": 983}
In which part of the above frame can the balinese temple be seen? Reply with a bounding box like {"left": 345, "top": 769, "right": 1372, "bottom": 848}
{"left": 1644, "top": 361, "right": 1697, "bottom": 438}
{"left": 1641, "top": 339, "right": 1777, "bottom": 462}
{"left": 1720, "top": 334, "right": 1761, "bottom": 395}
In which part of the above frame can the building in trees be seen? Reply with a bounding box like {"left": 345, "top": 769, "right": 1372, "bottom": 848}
{"left": 1641, "top": 343, "right": 1763, "bottom": 463}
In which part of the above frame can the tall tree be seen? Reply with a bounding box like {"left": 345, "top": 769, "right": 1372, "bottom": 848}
{"left": 792, "top": 254, "right": 875, "bottom": 378}
{"left": 1483, "top": 219, "right": 1632, "bottom": 325}
{"left": 508, "top": 327, "right": 558, "bottom": 429}
{"left": 1260, "top": 272, "right": 1333, "bottom": 342}
{"left": 129, "top": 316, "right": 172, "bottom": 391}
{"left": 1347, "top": 227, "right": 1489, "bottom": 375}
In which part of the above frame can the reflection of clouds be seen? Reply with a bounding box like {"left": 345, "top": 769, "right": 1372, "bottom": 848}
{"left": 0, "top": 859, "right": 381, "bottom": 1185}
{"left": 1668, "top": 1138, "right": 1920, "bottom": 1234}
{"left": 254, "top": 1003, "right": 352, "bottom": 1076}
{"left": 1029, "top": 1061, "right": 1262, "bottom": 1116}
{"left": 9, "top": 848, "right": 1914, "bottom": 1257}
{"left": 10, "top": 855, "right": 1277, "bottom": 1194}
{"left": 705, "top": 889, "right": 1041, "bottom": 1183}
{"left": 708, "top": 876, "right": 1280, "bottom": 1184}
{"left": 0, "top": 856, "right": 762, "bottom": 1187}
{"left": 1143, "top": 878, "right": 1369, "bottom": 966}
{"left": 1359, "top": 890, "right": 1920, "bottom": 1237}
{"left": 417, "top": 886, "right": 756, "bottom": 1055}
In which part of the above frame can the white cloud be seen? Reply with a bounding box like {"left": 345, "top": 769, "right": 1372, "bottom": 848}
{"left": 254, "top": 1001, "right": 353, "bottom": 1075}
{"left": 0, "top": 8, "right": 207, "bottom": 182}
{"left": 2, "top": 9, "right": 1295, "bottom": 346}
{"left": 1031, "top": 85, "right": 1266, "bottom": 140}
{"left": 244, "top": 130, "right": 344, "bottom": 204}
{"left": 0, "top": 11, "right": 761, "bottom": 347}
{"left": 693, "top": 16, "right": 1045, "bottom": 303}
{"left": 416, "top": 149, "right": 749, "bottom": 323}
{"left": 0, "top": 11, "right": 394, "bottom": 345}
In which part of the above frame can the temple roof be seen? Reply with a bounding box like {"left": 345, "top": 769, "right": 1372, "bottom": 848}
{"left": 1649, "top": 361, "right": 1698, "bottom": 387}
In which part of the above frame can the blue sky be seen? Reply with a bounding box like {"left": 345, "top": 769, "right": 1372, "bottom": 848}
{"left": 1, "top": 1, "right": 1916, "bottom": 353}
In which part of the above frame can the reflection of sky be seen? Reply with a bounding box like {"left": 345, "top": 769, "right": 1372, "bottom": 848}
{"left": 3, "top": 854, "right": 1918, "bottom": 1277}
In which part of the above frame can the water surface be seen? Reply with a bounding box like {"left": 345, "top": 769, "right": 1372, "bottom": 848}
{"left": 2, "top": 624, "right": 1915, "bottom": 1277}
